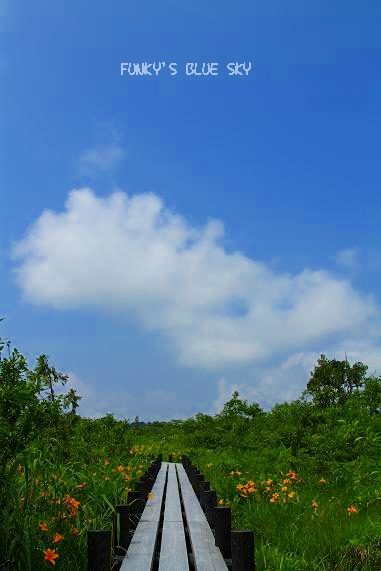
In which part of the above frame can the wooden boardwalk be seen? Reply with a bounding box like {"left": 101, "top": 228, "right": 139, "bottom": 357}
{"left": 120, "top": 462, "right": 228, "bottom": 570}
{"left": 87, "top": 457, "right": 254, "bottom": 570}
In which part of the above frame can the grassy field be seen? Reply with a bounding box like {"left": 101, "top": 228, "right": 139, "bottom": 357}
{"left": 1, "top": 422, "right": 380, "bottom": 570}
{"left": 2, "top": 437, "right": 159, "bottom": 570}
{"left": 182, "top": 448, "right": 381, "bottom": 571}
{"left": 1, "top": 339, "right": 380, "bottom": 570}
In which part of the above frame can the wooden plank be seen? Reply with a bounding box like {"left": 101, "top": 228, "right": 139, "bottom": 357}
{"left": 159, "top": 463, "right": 189, "bottom": 570}
{"left": 176, "top": 464, "right": 228, "bottom": 571}
{"left": 163, "top": 463, "right": 183, "bottom": 522}
{"left": 120, "top": 463, "right": 168, "bottom": 570}
{"left": 141, "top": 462, "right": 168, "bottom": 523}
{"left": 176, "top": 465, "right": 208, "bottom": 522}
{"left": 159, "top": 521, "right": 189, "bottom": 570}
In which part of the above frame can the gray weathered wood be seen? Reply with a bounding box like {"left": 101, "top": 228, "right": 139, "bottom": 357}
{"left": 176, "top": 464, "right": 228, "bottom": 571}
{"left": 159, "top": 521, "right": 189, "bottom": 570}
{"left": 163, "top": 463, "right": 183, "bottom": 522}
{"left": 159, "top": 463, "right": 189, "bottom": 570}
{"left": 120, "top": 462, "right": 168, "bottom": 570}
{"left": 120, "top": 462, "right": 228, "bottom": 571}
{"left": 119, "top": 521, "right": 159, "bottom": 570}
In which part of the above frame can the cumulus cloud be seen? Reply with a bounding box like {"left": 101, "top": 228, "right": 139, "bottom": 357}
{"left": 11, "top": 188, "right": 379, "bottom": 371}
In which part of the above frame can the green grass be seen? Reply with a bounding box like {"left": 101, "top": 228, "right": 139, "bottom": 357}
{"left": 1, "top": 440, "right": 159, "bottom": 570}
{"left": 186, "top": 447, "right": 381, "bottom": 571}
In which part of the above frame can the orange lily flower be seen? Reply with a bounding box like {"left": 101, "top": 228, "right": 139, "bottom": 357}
{"left": 43, "top": 548, "right": 59, "bottom": 566}
{"left": 52, "top": 533, "right": 64, "bottom": 544}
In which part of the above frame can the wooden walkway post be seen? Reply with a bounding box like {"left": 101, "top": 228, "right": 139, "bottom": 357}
{"left": 231, "top": 530, "right": 255, "bottom": 570}
{"left": 127, "top": 490, "right": 145, "bottom": 530}
{"left": 214, "top": 506, "right": 232, "bottom": 558}
{"left": 204, "top": 489, "right": 217, "bottom": 528}
{"left": 87, "top": 530, "right": 111, "bottom": 571}
{"left": 194, "top": 472, "right": 205, "bottom": 499}
{"left": 135, "top": 479, "right": 149, "bottom": 498}
{"left": 114, "top": 504, "right": 130, "bottom": 551}
{"left": 199, "top": 480, "right": 210, "bottom": 510}
{"left": 88, "top": 458, "right": 257, "bottom": 570}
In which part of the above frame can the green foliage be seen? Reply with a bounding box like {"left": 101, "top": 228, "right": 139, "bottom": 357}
{"left": 361, "top": 377, "right": 381, "bottom": 415}
{"left": 305, "top": 354, "right": 368, "bottom": 408}
{"left": 140, "top": 355, "right": 380, "bottom": 570}
{"left": 0, "top": 324, "right": 380, "bottom": 570}
{"left": 0, "top": 346, "right": 67, "bottom": 468}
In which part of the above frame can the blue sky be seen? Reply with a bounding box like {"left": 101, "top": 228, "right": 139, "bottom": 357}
{"left": 1, "top": 0, "right": 381, "bottom": 420}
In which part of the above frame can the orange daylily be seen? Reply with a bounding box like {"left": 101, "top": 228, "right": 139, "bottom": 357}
{"left": 43, "top": 548, "right": 59, "bottom": 566}
{"left": 65, "top": 496, "right": 80, "bottom": 509}
{"left": 52, "top": 533, "right": 64, "bottom": 544}
{"left": 39, "top": 521, "right": 49, "bottom": 532}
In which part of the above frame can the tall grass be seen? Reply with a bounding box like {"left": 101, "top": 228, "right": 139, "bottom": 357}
{"left": 0, "top": 436, "right": 159, "bottom": 570}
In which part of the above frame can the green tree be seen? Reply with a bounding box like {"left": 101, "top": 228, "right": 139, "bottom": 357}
{"left": 63, "top": 387, "right": 82, "bottom": 415}
{"left": 305, "top": 354, "right": 368, "bottom": 408}
{"left": 213, "top": 392, "right": 264, "bottom": 448}
{"left": 0, "top": 328, "right": 69, "bottom": 467}
{"left": 361, "top": 376, "right": 381, "bottom": 415}
{"left": 217, "top": 391, "right": 263, "bottom": 420}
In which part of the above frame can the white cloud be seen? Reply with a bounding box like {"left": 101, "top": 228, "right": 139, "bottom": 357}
{"left": 56, "top": 373, "right": 190, "bottom": 421}
{"left": 210, "top": 349, "right": 340, "bottom": 414}
{"left": 320, "top": 339, "right": 381, "bottom": 377}
{"left": 280, "top": 351, "right": 319, "bottom": 371}
{"left": 79, "top": 145, "right": 125, "bottom": 177}
{"left": 57, "top": 372, "right": 133, "bottom": 419}
{"left": 210, "top": 378, "right": 242, "bottom": 414}
{"left": 209, "top": 366, "right": 307, "bottom": 414}
{"left": 11, "top": 189, "right": 380, "bottom": 373}
{"left": 334, "top": 248, "right": 358, "bottom": 270}
{"left": 208, "top": 339, "right": 381, "bottom": 414}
